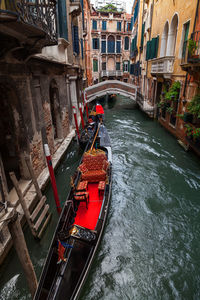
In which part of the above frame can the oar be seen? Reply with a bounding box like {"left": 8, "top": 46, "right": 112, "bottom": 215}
{"left": 89, "top": 123, "right": 101, "bottom": 153}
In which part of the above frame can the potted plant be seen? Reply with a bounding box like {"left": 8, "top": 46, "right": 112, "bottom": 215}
{"left": 184, "top": 124, "right": 193, "bottom": 140}
{"left": 166, "top": 106, "right": 174, "bottom": 114}
{"left": 165, "top": 81, "right": 181, "bottom": 102}
{"left": 188, "top": 39, "right": 197, "bottom": 56}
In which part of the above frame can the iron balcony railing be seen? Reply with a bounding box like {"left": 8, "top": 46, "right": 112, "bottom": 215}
{"left": 0, "top": 0, "right": 57, "bottom": 42}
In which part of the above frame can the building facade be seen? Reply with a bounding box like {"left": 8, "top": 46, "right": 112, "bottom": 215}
{"left": 90, "top": 8, "right": 132, "bottom": 84}
{"left": 130, "top": 0, "right": 200, "bottom": 155}
{"left": 0, "top": 0, "right": 87, "bottom": 262}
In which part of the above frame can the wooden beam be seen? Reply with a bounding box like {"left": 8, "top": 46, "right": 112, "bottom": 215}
{"left": 30, "top": 196, "right": 46, "bottom": 222}
{"left": 8, "top": 211, "right": 38, "bottom": 299}
{"left": 24, "top": 154, "right": 43, "bottom": 199}
{"left": 9, "top": 172, "right": 37, "bottom": 237}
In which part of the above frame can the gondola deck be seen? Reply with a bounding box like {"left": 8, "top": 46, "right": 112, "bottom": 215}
{"left": 75, "top": 183, "right": 103, "bottom": 230}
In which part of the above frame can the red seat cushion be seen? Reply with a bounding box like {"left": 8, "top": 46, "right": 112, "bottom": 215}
{"left": 77, "top": 181, "right": 88, "bottom": 191}
{"left": 74, "top": 191, "right": 89, "bottom": 201}
{"left": 98, "top": 181, "right": 105, "bottom": 190}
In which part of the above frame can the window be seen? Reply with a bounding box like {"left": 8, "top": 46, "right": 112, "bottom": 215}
{"left": 101, "top": 40, "right": 106, "bottom": 53}
{"left": 181, "top": 21, "right": 190, "bottom": 60}
{"left": 116, "top": 62, "right": 120, "bottom": 70}
{"left": 124, "top": 36, "right": 129, "bottom": 50}
{"left": 58, "top": 0, "right": 68, "bottom": 40}
{"left": 117, "top": 21, "right": 121, "bottom": 31}
{"left": 93, "top": 38, "right": 99, "bottom": 49}
{"left": 93, "top": 59, "right": 98, "bottom": 72}
{"left": 81, "top": 38, "right": 83, "bottom": 59}
{"left": 93, "top": 20, "right": 97, "bottom": 30}
{"left": 102, "top": 20, "right": 107, "bottom": 30}
{"left": 108, "top": 35, "right": 115, "bottom": 53}
{"left": 123, "top": 61, "right": 130, "bottom": 72}
{"left": 116, "top": 41, "right": 121, "bottom": 53}
{"left": 102, "top": 62, "right": 106, "bottom": 70}
{"left": 127, "top": 22, "right": 131, "bottom": 31}
{"left": 72, "top": 25, "right": 79, "bottom": 55}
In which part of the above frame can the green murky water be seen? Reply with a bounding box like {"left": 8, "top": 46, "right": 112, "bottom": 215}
{"left": 0, "top": 96, "right": 200, "bottom": 300}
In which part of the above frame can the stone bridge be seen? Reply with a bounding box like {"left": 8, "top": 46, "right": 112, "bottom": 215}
{"left": 85, "top": 80, "right": 137, "bottom": 103}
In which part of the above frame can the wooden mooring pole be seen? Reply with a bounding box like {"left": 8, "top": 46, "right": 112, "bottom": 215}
{"left": 8, "top": 211, "right": 38, "bottom": 299}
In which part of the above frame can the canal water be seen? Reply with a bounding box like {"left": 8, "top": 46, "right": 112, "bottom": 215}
{"left": 0, "top": 96, "right": 200, "bottom": 299}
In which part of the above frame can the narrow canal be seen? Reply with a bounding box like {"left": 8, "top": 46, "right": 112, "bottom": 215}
{"left": 1, "top": 96, "right": 200, "bottom": 299}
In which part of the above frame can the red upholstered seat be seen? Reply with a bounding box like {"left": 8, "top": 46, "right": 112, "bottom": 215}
{"left": 78, "top": 152, "right": 109, "bottom": 183}
{"left": 82, "top": 170, "right": 106, "bottom": 182}
{"left": 77, "top": 180, "right": 88, "bottom": 191}
{"left": 74, "top": 191, "right": 89, "bottom": 208}
{"left": 98, "top": 181, "right": 105, "bottom": 191}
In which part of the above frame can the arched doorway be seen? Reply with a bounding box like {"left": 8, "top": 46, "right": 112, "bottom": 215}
{"left": 0, "top": 84, "right": 21, "bottom": 191}
{"left": 160, "top": 21, "right": 169, "bottom": 57}
{"left": 49, "top": 80, "right": 63, "bottom": 140}
{"left": 166, "top": 14, "right": 178, "bottom": 56}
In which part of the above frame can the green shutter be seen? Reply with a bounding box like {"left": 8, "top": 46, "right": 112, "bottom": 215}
{"left": 155, "top": 35, "right": 159, "bottom": 58}
{"left": 146, "top": 41, "right": 151, "bottom": 60}
{"left": 140, "top": 22, "right": 145, "bottom": 51}
{"left": 93, "top": 59, "right": 98, "bottom": 72}
{"left": 123, "top": 62, "right": 125, "bottom": 72}
{"left": 128, "top": 61, "right": 130, "bottom": 72}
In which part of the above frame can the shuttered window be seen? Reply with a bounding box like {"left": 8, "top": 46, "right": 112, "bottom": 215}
{"left": 101, "top": 40, "right": 106, "bottom": 53}
{"left": 102, "top": 21, "right": 107, "bottom": 30}
{"left": 130, "top": 17, "right": 133, "bottom": 31}
{"left": 116, "top": 41, "right": 121, "bottom": 53}
{"left": 146, "top": 36, "right": 159, "bottom": 60}
{"left": 117, "top": 21, "right": 121, "bottom": 31}
{"left": 93, "top": 20, "right": 97, "bottom": 30}
{"left": 81, "top": 38, "right": 83, "bottom": 59}
{"left": 116, "top": 62, "right": 120, "bottom": 70}
{"left": 102, "top": 62, "right": 106, "bottom": 70}
{"left": 72, "top": 25, "right": 79, "bottom": 55}
{"left": 140, "top": 22, "right": 145, "bottom": 51}
{"left": 93, "top": 38, "right": 99, "bottom": 49}
{"left": 124, "top": 36, "right": 129, "bottom": 50}
{"left": 93, "top": 59, "right": 98, "bottom": 72}
{"left": 58, "top": 0, "right": 68, "bottom": 40}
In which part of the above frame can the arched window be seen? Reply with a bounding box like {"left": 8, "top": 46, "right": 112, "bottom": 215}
{"left": 108, "top": 35, "right": 115, "bottom": 53}
{"left": 160, "top": 22, "right": 169, "bottom": 57}
{"left": 166, "top": 14, "right": 178, "bottom": 56}
{"left": 124, "top": 36, "right": 129, "bottom": 50}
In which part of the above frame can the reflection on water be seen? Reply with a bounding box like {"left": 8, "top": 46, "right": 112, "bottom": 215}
{"left": 0, "top": 96, "right": 200, "bottom": 300}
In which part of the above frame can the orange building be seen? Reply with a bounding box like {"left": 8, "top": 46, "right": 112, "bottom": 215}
{"left": 83, "top": 0, "right": 93, "bottom": 87}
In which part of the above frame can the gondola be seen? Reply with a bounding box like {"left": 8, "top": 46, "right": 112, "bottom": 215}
{"left": 34, "top": 121, "right": 112, "bottom": 300}
{"left": 79, "top": 103, "right": 105, "bottom": 150}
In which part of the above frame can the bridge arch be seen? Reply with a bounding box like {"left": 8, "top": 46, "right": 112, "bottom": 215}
{"left": 85, "top": 80, "right": 137, "bottom": 102}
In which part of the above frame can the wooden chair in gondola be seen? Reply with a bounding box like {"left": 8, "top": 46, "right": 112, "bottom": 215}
{"left": 71, "top": 177, "right": 89, "bottom": 209}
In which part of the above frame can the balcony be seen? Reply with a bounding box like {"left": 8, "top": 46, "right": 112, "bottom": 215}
{"left": 101, "top": 70, "right": 123, "bottom": 77}
{"left": 151, "top": 56, "right": 175, "bottom": 78}
{"left": 70, "top": 0, "right": 81, "bottom": 16}
{"left": 0, "top": 0, "right": 57, "bottom": 58}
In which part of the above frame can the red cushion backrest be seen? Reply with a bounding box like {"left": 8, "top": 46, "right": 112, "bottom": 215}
{"left": 83, "top": 153, "right": 107, "bottom": 170}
